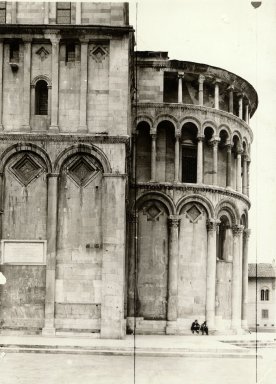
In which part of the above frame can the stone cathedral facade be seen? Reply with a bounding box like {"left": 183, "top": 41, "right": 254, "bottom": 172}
{"left": 0, "top": 2, "right": 257, "bottom": 338}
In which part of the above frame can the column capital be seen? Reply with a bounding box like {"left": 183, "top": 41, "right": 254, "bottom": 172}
{"left": 197, "top": 135, "right": 204, "bottom": 142}
{"left": 227, "top": 84, "right": 235, "bottom": 92}
{"left": 237, "top": 92, "right": 245, "bottom": 99}
{"left": 213, "top": 78, "right": 222, "bottom": 85}
{"left": 150, "top": 131, "right": 157, "bottom": 138}
{"left": 226, "top": 142, "right": 233, "bottom": 151}
{"left": 175, "top": 132, "right": 181, "bottom": 140}
{"left": 177, "top": 72, "right": 184, "bottom": 79}
{"left": 127, "top": 212, "right": 138, "bottom": 224}
{"left": 46, "top": 34, "right": 61, "bottom": 44}
{"left": 232, "top": 225, "right": 244, "bottom": 237}
{"left": 198, "top": 74, "right": 205, "bottom": 84}
{"left": 47, "top": 173, "right": 59, "bottom": 178}
{"left": 21, "top": 36, "right": 33, "bottom": 43}
{"left": 168, "top": 215, "right": 181, "bottom": 228}
{"left": 79, "top": 37, "right": 90, "bottom": 44}
{"left": 236, "top": 147, "right": 243, "bottom": 155}
{"left": 206, "top": 219, "right": 220, "bottom": 232}
{"left": 209, "top": 137, "right": 220, "bottom": 147}
{"left": 243, "top": 229, "right": 251, "bottom": 240}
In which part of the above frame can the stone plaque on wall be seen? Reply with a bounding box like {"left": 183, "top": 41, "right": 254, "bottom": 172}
{"left": 1, "top": 240, "right": 46, "bottom": 265}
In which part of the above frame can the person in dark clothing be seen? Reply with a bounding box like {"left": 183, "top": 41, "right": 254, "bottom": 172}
{"left": 200, "top": 321, "right": 208, "bottom": 335}
{"left": 191, "top": 319, "right": 200, "bottom": 334}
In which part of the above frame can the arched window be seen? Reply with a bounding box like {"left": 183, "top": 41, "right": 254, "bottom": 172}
{"left": 217, "top": 215, "right": 231, "bottom": 261}
{"left": 261, "top": 289, "right": 269, "bottom": 301}
{"left": 261, "top": 289, "right": 265, "bottom": 301}
{"left": 35, "top": 80, "right": 48, "bottom": 115}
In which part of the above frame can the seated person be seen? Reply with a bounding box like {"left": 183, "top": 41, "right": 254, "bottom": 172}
{"left": 200, "top": 321, "right": 208, "bottom": 335}
{"left": 191, "top": 319, "right": 200, "bottom": 334}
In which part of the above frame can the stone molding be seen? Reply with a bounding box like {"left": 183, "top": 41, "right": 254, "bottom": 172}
{"left": 0, "top": 133, "right": 130, "bottom": 144}
{"left": 132, "top": 182, "right": 250, "bottom": 207}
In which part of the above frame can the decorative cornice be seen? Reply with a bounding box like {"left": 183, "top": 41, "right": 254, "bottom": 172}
{"left": 0, "top": 133, "right": 130, "bottom": 144}
{"left": 133, "top": 103, "right": 253, "bottom": 142}
{"left": 131, "top": 182, "right": 251, "bottom": 207}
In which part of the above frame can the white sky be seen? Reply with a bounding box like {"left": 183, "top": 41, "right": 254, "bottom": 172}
{"left": 128, "top": 0, "right": 276, "bottom": 263}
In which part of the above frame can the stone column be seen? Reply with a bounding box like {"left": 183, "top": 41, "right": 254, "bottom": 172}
{"left": 247, "top": 157, "right": 251, "bottom": 197}
{"left": 178, "top": 72, "right": 184, "bottom": 103}
{"left": 132, "top": 134, "right": 137, "bottom": 181}
{"left": 150, "top": 133, "right": 156, "bottom": 182}
{"left": 49, "top": 36, "right": 60, "bottom": 132}
{"left": 245, "top": 102, "right": 249, "bottom": 124}
{"left": 242, "top": 229, "right": 251, "bottom": 329}
{"left": 206, "top": 220, "right": 218, "bottom": 329}
{"left": 11, "top": 2, "right": 16, "bottom": 23}
{"left": 231, "top": 225, "right": 243, "bottom": 331}
{"left": 214, "top": 79, "right": 220, "bottom": 109}
{"left": 236, "top": 147, "right": 242, "bottom": 193}
{"left": 78, "top": 39, "right": 88, "bottom": 132}
{"left": 0, "top": 39, "right": 3, "bottom": 130}
{"left": 167, "top": 216, "right": 180, "bottom": 322}
{"left": 198, "top": 75, "right": 205, "bottom": 106}
{"left": 238, "top": 94, "right": 243, "bottom": 119}
{"left": 174, "top": 134, "right": 180, "bottom": 182}
{"left": 226, "top": 144, "right": 232, "bottom": 188}
{"left": 43, "top": 2, "right": 49, "bottom": 24}
{"left": 197, "top": 136, "right": 204, "bottom": 184}
{"left": 76, "top": 2, "right": 82, "bottom": 24}
{"left": 210, "top": 137, "right": 220, "bottom": 185}
{"left": 242, "top": 154, "right": 248, "bottom": 195}
{"left": 42, "top": 174, "right": 59, "bottom": 335}
{"left": 21, "top": 38, "right": 32, "bottom": 131}
{"left": 0, "top": 173, "right": 3, "bottom": 241}
{"left": 127, "top": 213, "right": 138, "bottom": 318}
{"left": 101, "top": 174, "right": 126, "bottom": 339}
{"left": 179, "top": 144, "right": 182, "bottom": 182}
{"left": 228, "top": 86, "right": 234, "bottom": 114}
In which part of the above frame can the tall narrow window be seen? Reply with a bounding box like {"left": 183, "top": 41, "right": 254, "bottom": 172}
{"left": 35, "top": 80, "right": 48, "bottom": 115}
{"left": 262, "top": 309, "right": 269, "bottom": 319}
{"left": 0, "top": 2, "right": 6, "bottom": 24}
{"left": 57, "top": 2, "right": 71, "bottom": 24}
{"left": 261, "top": 289, "right": 265, "bottom": 301}
{"left": 10, "top": 41, "right": 19, "bottom": 62}
{"left": 66, "top": 42, "right": 75, "bottom": 63}
{"left": 265, "top": 289, "right": 269, "bottom": 301}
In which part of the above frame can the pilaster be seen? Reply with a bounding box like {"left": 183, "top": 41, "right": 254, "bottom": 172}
{"left": 231, "top": 225, "right": 243, "bottom": 331}
{"left": 48, "top": 35, "right": 60, "bottom": 132}
{"left": 21, "top": 37, "right": 32, "bottom": 131}
{"left": 78, "top": 38, "right": 89, "bottom": 133}
{"left": 150, "top": 132, "right": 156, "bottom": 182}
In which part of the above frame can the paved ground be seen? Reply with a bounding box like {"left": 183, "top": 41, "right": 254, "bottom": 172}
{"left": 0, "top": 353, "right": 266, "bottom": 384}
{"left": 0, "top": 333, "right": 276, "bottom": 383}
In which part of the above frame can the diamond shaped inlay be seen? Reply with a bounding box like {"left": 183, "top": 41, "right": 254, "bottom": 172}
{"left": 35, "top": 46, "right": 50, "bottom": 61}
{"left": 11, "top": 154, "right": 42, "bottom": 186}
{"left": 90, "top": 46, "right": 108, "bottom": 63}
{"left": 144, "top": 204, "right": 163, "bottom": 221}
{"left": 67, "top": 156, "right": 99, "bottom": 187}
{"left": 186, "top": 205, "right": 202, "bottom": 223}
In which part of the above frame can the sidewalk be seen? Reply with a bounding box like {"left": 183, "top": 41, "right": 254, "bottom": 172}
{"left": 1, "top": 332, "right": 275, "bottom": 358}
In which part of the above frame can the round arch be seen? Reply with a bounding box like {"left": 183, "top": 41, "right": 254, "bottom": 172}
{"left": 134, "top": 115, "right": 154, "bottom": 131}
{"left": 179, "top": 116, "right": 201, "bottom": 135}
{"left": 218, "top": 124, "right": 231, "bottom": 139}
{"left": 215, "top": 199, "right": 240, "bottom": 226}
{"left": 231, "top": 130, "right": 243, "bottom": 145}
{"left": 202, "top": 120, "right": 218, "bottom": 136}
{"left": 176, "top": 194, "right": 214, "bottom": 218}
{"left": 134, "top": 191, "right": 176, "bottom": 216}
{"left": 54, "top": 143, "right": 112, "bottom": 174}
{"left": 31, "top": 75, "right": 52, "bottom": 88}
{"left": 153, "top": 114, "right": 178, "bottom": 133}
{"left": 0, "top": 143, "right": 52, "bottom": 173}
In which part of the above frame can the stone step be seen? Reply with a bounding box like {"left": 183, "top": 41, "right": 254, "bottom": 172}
{"left": 0, "top": 346, "right": 261, "bottom": 359}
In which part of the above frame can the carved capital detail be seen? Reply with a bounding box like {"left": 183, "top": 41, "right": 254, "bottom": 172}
{"left": 243, "top": 228, "right": 251, "bottom": 240}
{"left": 128, "top": 212, "right": 138, "bottom": 224}
{"left": 232, "top": 225, "right": 244, "bottom": 237}
{"left": 206, "top": 219, "right": 220, "bottom": 232}
{"left": 168, "top": 215, "right": 180, "bottom": 228}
